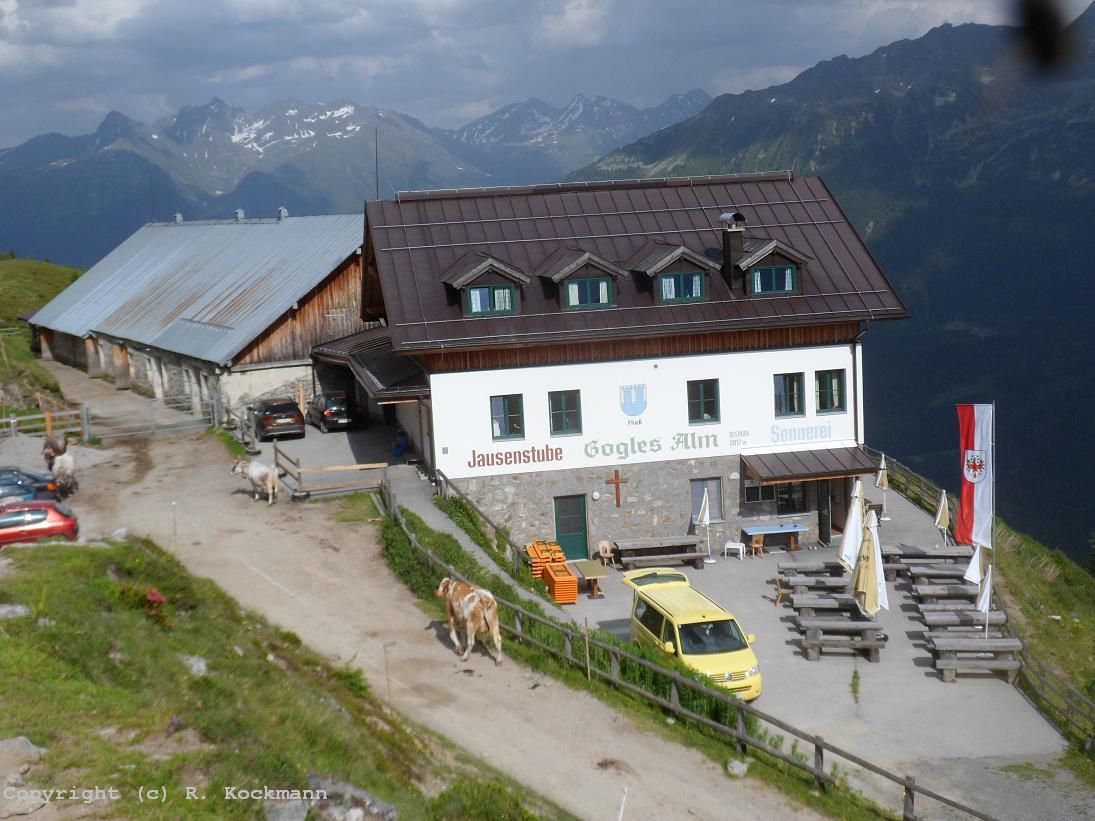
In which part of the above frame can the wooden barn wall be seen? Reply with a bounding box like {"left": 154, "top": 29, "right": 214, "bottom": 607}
{"left": 416, "top": 322, "right": 860, "bottom": 373}
{"left": 234, "top": 255, "right": 364, "bottom": 366}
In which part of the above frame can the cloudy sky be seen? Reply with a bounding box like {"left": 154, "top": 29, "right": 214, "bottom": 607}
{"left": 0, "top": 0, "right": 1090, "bottom": 147}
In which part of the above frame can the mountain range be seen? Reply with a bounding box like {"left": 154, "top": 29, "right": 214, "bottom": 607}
{"left": 0, "top": 91, "right": 710, "bottom": 269}
{"left": 574, "top": 3, "right": 1095, "bottom": 560}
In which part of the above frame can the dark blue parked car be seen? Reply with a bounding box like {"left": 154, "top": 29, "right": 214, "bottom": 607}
{"left": 0, "top": 467, "right": 58, "bottom": 499}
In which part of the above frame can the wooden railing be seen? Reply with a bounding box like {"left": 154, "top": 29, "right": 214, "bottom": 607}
{"left": 380, "top": 479, "right": 994, "bottom": 821}
{"left": 434, "top": 468, "right": 529, "bottom": 580}
{"left": 861, "top": 446, "right": 1095, "bottom": 750}
{"left": 272, "top": 439, "right": 385, "bottom": 499}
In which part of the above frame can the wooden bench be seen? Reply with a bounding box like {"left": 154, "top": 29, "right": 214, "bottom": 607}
{"left": 907, "top": 564, "right": 971, "bottom": 584}
{"left": 785, "top": 575, "right": 850, "bottom": 594}
{"left": 778, "top": 560, "right": 846, "bottom": 577}
{"left": 917, "top": 601, "right": 980, "bottom": 613}
{"left": 929, "top": 636, "right": 1024, "bottom": 683}
{"left": 883, "top": 545, "right": 973, "bottom": 562}
{"left": 614, "top": 536, "right": 706, "bottom": 571}
{"left": 913, "top": 583, "right": 979, "bottom": 603}
{"left": 922, "top": 611, "right": 1007, "bottom": 629}
{"left": 797, "top": 616, "right": 884, "bottom": 662}
{"left": 789, "top": 594, "right": 857, "bottom": 617}
{"left": 624, "top": 551, "right": 706, "bottom": 570}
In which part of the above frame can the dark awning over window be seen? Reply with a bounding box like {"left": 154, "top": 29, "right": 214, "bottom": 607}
{"left": 741, "top": 446, "right": 877, "bottom": 485}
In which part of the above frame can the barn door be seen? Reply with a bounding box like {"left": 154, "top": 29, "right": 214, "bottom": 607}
{"left": 554, "top": 495, "right": 588, "bottom": 560}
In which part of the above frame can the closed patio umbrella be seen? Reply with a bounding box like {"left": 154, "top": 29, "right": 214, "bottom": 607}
{"left": 698, "top": 487, "right": 715, "bottom": 564}
{"left": 852, "top": 508, "right": 889, "bottom": 617}
{"left": 838, "top": 478, "right": 865, "bottom": 571}
{"left": 876, "top": 454, "right": 891, "bottom": 520}
{"left": 934, "top": 489, "right": 951, "bottom": 545}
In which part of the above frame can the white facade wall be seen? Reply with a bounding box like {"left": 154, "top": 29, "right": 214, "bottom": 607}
{"left": 431, "top": 343, "right": 861, "bottom": 480}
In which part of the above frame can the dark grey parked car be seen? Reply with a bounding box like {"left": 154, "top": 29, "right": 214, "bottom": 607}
{"left": 305, "top": 393, "right": 364, "bottom": 433}
{"left": 248, "top": 398, "right": 305, "bottom": 441}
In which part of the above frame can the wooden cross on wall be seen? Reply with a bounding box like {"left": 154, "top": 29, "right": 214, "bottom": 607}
{"left": 606, "top": 469, "right": 628, "bottom": 508}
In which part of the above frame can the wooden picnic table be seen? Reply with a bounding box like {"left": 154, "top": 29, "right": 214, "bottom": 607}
{"left": 917, "top": 601, "right": 980, "bottom": 613}
{"left": 789, "top": 594, "right": 857, "bottom": 618}
{"left": 743, "top": 522, "right": 810, "bottom": 554}
{"left": 922, "top": 610, "right": 1007, "bottom": 628}
{"left": 797, "top": 616, "right": 884, "bottom": 662}
{"left": 571, "top": 559, "right": 608, "bottom": 599}
{"left": 913, "top": 583, "right": 979, "bottom": 603}
{"left": 613, "top": 536, "right": 705, "bottom": 570}
{"left": 784, "top": 575, "right": 850, "bottom": 594}
{"left": 907, "top": 564, "right": 972, "bottom": 584}
{"left": 777, "top": 560, "right": 846, "bottom": 577}
{"left": 929, "top": 636, "right": 1024, "bottom": 683}
{"left": 882, "top": 545, "right": 973, "bottom": 561}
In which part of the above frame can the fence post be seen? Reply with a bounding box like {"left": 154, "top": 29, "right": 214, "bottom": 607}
{"left": 902, "top": 775, "right": 915, "bottom": 820}
{"left": 8, "top": 416, "right": 15, "bottom": 436}
{"left": 735, "top": 707, "right": 748, "bottom": 756}
{"left": 80, "top": 404, "right": 90, "bottom": 443}
{"left": 211, "top": 396, "right": 221, "bottom": 428}
{"left": 564, "top": 633, "right": 573, "bottom": 661}
{"left": 148, "top": 399, "right": 156, "bottom": 438}
{"left": 610, "top": 650, "right": 620, "bottom": 683}
{"left": 670, "top": 680, "right": 679, "bottom": 707}
{"left": 814, "top": 736, "right": 825, "bottom": 790}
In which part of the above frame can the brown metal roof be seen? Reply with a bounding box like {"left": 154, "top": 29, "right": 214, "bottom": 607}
{"left": 312, "top": 327, "right": 429, "bottom": 401}
{"left": 742, "top": 446, "right": 878, "bottom": 484}
{"left": 365, "top": 173, "right": 907, "bottom": 352}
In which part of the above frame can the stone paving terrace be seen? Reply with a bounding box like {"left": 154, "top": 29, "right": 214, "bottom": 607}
{"left": 565, "top": 484, "right": 1067, "bottom": 810}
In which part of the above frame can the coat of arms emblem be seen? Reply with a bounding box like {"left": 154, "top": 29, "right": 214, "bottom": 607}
{"left": 619, "top": 384, "right": 647, "bottom": 417}
{"left": 963, "top": 450, "right": 987, "bottom": 484}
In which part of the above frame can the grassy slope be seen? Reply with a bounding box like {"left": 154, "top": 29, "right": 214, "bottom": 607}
{"left": 0, "top": 539, "right": 565, "bottom": 819}
{"left": 0, "top": 257, "right": 81, "bottom": 412}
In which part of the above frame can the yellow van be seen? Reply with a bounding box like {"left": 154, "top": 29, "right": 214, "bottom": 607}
{"left": 623, "top": 567, "right": 762, "bottom": 701}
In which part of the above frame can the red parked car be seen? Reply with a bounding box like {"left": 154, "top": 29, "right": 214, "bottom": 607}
{"left": 0, "top": 500, "right": 79, "bottom": 547}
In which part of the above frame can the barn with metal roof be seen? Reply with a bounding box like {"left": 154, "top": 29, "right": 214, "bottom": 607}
{"left": 31, "top": 210, "right": 366, "bottom": 408}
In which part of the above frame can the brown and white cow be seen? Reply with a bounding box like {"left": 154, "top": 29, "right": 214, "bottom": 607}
{"left": 434, "top": 577, "right": 503, "bottom": 665}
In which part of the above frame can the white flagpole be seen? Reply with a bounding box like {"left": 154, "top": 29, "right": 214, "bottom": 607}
{"left": 990, "top": 400, "right": 996, "bottom": 634}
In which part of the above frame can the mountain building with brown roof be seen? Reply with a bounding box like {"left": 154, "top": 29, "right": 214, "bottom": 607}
{"left": 326, "top": 172, "right": 907, "bottom": 557}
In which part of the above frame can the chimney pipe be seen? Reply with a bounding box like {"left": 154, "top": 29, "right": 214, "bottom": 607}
{"left": 719, "top": 211, "right": 746, "bottom": 290}
{"left": 235, "top": 208, "right": 245, "bottom": 222}
{"left": 277, "top": 206, "right": 289, "bottom": 220}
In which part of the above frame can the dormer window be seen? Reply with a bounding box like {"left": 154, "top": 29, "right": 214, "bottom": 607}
{"left": 441, "top": 251, "right": 529, "bottom": 318}
{"left": 467, "top": 284, "right": 516, "bottom": 316}
{"left": 659, "top": 271, "right": 705, "bottom": 303}
{"left": 752, "top": 265, "right": 796, "bottom": 294}
{"left": 564, "top": 277, "right": 612, "bottom": 309}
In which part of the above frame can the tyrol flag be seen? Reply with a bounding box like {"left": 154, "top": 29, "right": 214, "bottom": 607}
{"left": 956, "top": 404, "right": 993, "bottom": 548}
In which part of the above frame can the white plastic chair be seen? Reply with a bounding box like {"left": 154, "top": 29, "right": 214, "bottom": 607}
{"left": 722, "top": 541, "right": 745, "bottom": 561}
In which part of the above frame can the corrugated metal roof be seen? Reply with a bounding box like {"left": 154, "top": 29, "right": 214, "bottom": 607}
{"left": 365, "top": 173, "right": 907, "bottom": 352}
{"left": 31, "top": 214, "right": 362, "bottom": 365}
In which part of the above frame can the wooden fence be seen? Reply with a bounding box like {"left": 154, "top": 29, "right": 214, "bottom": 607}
{"left": 380, "top": 479, "right": 993, "bottom": 821}
{"left": 2, "top": 405, "right": 87, "bottom": 441}
{"left": 862, "top": 446, "right": 1095, "bottom": 750}
{"left": 273, "top": 439, "right": 384, "bottom": 499}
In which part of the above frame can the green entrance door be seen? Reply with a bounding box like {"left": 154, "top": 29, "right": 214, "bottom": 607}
{"left": 554, "top": 495, "right": 588, "bottom": 560}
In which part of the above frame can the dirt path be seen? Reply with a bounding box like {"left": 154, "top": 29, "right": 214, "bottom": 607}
{"left": 74, "top": 432, "right": 819, "bottom": 821}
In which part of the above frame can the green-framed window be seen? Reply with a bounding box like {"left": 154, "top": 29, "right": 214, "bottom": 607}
{"left": 548, "top": 389, "right": 582, "bottom": 435}
{"left": 490, "top": 394, "right": 524, "bottom": 440}
{"left": 564, "top": 277, "right": 611, "bottom": 309}
{"left": 774, "top": 372, "right": 805, "bottom": 417}
{"left": 687, "top": 378, "right": 719, "bottom": 424}
{"left": 815, "top": 369, "right": 846, "bottom": 414}
{"left": 658, "top": 271, "right": 704, "bottom": 303}
{"left": 466, "top": 284, "right": 517, "bottom": 316}
{"left": 752, "top": 265, "right": 796, "bottom": 294}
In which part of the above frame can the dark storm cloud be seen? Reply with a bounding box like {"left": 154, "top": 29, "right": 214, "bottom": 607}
{"left": 0, "top": 0, "right": 1089, "bottom": 147}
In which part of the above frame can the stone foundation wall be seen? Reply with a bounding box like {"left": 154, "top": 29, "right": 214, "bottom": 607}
{"left": 456, "top": 455, "right": 819, "bottom": 559}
